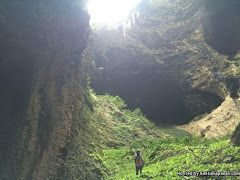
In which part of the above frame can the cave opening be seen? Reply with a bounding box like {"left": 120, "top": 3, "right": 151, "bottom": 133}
{"left": 91, "top": 76, "right": 224, "bottom": 125}
{"left": 87, "top": 0, "right": 142, "bottom": 28}
{"left": 92, "top": 78, "right": 189, "bottom": 125}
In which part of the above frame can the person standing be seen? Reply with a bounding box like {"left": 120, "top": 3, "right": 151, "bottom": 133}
{"left": 131, "top": 145, "right": 145, "bottom": 175}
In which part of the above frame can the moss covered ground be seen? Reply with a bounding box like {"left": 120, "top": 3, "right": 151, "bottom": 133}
{"left": 90, "top": 90, "right": 240, "bottom": 179}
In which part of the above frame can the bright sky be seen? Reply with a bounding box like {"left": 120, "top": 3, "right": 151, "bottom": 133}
{"left": 87, "top": 0, "right": 142, "bottom": 27}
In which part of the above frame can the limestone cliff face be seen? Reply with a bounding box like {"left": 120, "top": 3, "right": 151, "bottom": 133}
{"left": 91, "top": 0, "right": 240, "bottom": 126}
{"left": 0, "top": 1, "right": 101, "bottom": 179}
{"left": 231, "top": 122, "right": 240, "bottom": 146}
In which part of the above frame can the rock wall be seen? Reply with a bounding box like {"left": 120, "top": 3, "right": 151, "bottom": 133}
{"left": 91, "top": 0, "right": 240, "bottom": 125}
{"left": 231, "top": 121, "right": 240, "bottom": 146}
{"left": 0, "top": 1, "right": 102, "bottom": 179}
{"left": 204, "top": 0, "right": 240, "bottom": 55}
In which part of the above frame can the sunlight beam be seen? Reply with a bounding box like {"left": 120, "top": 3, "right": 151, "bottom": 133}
{"left": 87, "top": 0, "right": 142, "bottom": 28}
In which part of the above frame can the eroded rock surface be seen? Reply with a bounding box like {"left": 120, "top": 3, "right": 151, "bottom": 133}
{"left": 0, "top": 1, "right": 102, "bottom": 179}
{"left": 230, "top": 121, "right": 240, "bottom": 146}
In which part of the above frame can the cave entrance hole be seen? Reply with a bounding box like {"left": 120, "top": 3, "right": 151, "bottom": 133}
{"left": 91, "top": 77, "right": 224, "bottom": 125}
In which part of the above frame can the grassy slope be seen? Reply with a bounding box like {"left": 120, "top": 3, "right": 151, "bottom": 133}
{"left": 90, "top": 91, "right": 240, "bottom": 179}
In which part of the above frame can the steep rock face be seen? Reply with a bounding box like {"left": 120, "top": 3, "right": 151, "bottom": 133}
{"left": 91, "top": 0, "right": 240, "bottom": 126}
{"left": 0, "top": 1, "right": 102, "bottom": 179}
{"left": 231, "top": 122, "right": 240, "bottom": 146}
{"left": 204, "top": 0, "right": 240, "bottom": 55}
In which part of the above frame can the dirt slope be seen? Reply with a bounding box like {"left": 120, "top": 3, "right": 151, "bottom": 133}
{"left": 177, "top": 96, "right": 240, "bottom": 138}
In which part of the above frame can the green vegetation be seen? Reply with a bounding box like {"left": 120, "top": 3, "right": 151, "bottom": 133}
{"left": 90, "top": 90, "right": 240, "bottom": 179}
{"left": 99, "top": 136, "right": 240, "bottom": 179}
{"left": 90, "top": 89, "right": 188, "bottom": 146}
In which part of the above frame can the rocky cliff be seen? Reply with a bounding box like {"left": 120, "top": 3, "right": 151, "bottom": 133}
{"left": 0, "top": 0, "right": 102, "bottom": 179}
{"left": 91, "top": 0, "right": 240, "bottom": 133}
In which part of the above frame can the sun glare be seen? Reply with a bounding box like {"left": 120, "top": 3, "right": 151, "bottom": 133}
{"left": 87, "top": 0, "right": 142, "bottom": 28}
